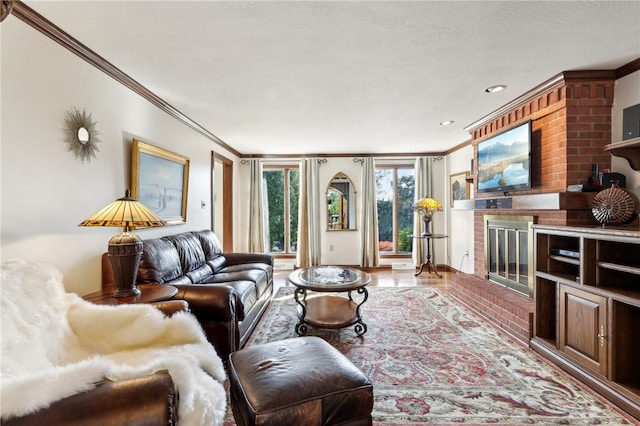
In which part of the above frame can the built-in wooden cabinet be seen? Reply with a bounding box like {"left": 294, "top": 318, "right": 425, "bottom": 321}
{"left": 531, "top": 225, "right": 640, "bottom": 420}
{"left": 558, "top": 285, "right": 607, "bottom": 375}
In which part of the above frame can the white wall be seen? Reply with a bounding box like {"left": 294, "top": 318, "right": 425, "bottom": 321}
{"left": 610, "top": 70, "right": 640, "bottom": 199}
{"left": 446, "top": 145, "right": 474, "bottom": 273}
{"left": 319, "top": 158, "right": 364, "bottom": 266}
{"left": 1, "top": 17, "right": 239, "bottom": 295}
{"left": 426, "top": 158, "right": 447, "bottom": 268}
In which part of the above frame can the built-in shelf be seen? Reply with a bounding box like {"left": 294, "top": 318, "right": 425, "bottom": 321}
{"left": 549, "top": 254, "right": 580, "bottom": 266}
{"left": 604, "top": 137, "right": 640, "bottom": 170}
{"left": 532, "top": 225, "right": 640, "bottom": 420}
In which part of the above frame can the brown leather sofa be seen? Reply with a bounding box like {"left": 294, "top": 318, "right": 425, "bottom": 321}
{"left": 103, "top": 229, "right": 274, "bottom": 362}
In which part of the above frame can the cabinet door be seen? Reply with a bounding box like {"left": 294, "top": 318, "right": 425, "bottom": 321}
{"left": 559, "top": 285, "right": 607, "bottom": 376}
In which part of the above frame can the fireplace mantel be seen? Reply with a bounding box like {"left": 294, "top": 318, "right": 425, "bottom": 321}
{"left": 468, "top": 192, "right": 596, "bottom": 211}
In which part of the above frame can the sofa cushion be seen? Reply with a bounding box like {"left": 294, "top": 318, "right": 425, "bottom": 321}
{"left": 168, "top": 233, "right": 206, "bottom": 272}
{"left": 204, "top": 279, "right": 257, "bottom": 320}
{"left": 223, "top": 263, "right": 272, "bottom": 275}
{"left": 193, "top": 230, "right": 225, "bottom": 262}
{"left": 193, "top": 230, "right": 229, "bottom": 273}
{"left": 163, "top": 233, "right": 216, "bottom": 283}
{"left": 185, "top": 265, "right": 215, "bottom": 283}
{"left": 207, "top": 256, "right": 227, "bottom": 273}
{"left": 207, "top": 269, "right": 269, "bottom": 299}
{"left": 138, "top": 238, "right": 183, "bottom": 283}
{"left": 223, "top": 265, "right": 271, "bottom": 298}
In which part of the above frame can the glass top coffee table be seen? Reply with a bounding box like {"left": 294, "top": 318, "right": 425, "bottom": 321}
{"left": 288, "top": 266, "right": 371, "bottom": 336}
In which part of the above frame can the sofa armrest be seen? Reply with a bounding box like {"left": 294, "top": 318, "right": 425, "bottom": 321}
{"left": 172, "top": 284, "right": 236, "bottom": 321}
{"left": 223, "top": 252, "right": 273, "bottom": 267}
{"left": 2, "top": 371, "right": 177, "bottom": 426}
{"left": 151, "top": 300, "right": 190, "bottom": 316}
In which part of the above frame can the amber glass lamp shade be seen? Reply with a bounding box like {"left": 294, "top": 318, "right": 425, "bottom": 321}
{"left": 79, "top": 190, "right": 165, "bottom": 297}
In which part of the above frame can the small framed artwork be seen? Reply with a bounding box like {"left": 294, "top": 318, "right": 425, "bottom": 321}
{"left": 449, "top": 171, "right": 470, "bottom": 207}
{"left": 132, "top": 139, "right": 190, "bottom": 225}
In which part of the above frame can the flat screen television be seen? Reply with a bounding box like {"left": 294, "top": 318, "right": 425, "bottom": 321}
{"left": 476, "top": 120, "right": 532, "bottom": 194}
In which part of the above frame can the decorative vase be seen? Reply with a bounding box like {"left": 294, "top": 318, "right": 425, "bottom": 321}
{"left": 591, "top": 181, "right": 638, "bottom": 227}
{"left": 421, "top": 214, "right": 432, "bottom": 236}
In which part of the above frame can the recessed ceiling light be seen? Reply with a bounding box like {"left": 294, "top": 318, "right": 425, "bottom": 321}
{"left": 485, "top": 85, "right": 507, "bottom": 93}
{"left": 440, "top": 120, "right": 455, "bottom": 126}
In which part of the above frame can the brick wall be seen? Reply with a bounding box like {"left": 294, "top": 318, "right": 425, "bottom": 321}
{"left": 451, "top": 273, "right": 533, "bottom": 345}
{"left": 459, "top": 73, "right": 617, "bottom": 341}
{"left": 565, "top": 78, "right": 616, "bottom": 186}
{"left": 469, "top": 72, "right": 616, "bottom": 278}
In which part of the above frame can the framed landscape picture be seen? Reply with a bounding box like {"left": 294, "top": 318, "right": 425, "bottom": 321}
{"left": 131, "top": 139, "right": 190, "bottom": 225}
{"left": 449, "top": 171, "right": 470, "bottom": 207}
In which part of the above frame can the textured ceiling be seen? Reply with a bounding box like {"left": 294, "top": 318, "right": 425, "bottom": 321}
{"left": 24, "top": 1, "right": 640, "bottom": 156}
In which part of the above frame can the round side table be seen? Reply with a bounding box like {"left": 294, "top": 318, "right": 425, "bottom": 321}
{"left": 409, "top": 233, "right": 448, "bottom": 277}
{"left": 83, "top": 284, "right": 178, "bottom": 305}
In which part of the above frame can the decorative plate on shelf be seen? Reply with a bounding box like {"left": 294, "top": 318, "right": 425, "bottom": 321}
{"left": 591, "top": 182, "right": 637, "bottom": 225}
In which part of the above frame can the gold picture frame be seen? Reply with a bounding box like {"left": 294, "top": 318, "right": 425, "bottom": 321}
{"left": 131, "top": 139, "right": 190, "bottom": 225}
{"left": 449, "top": 171, "right": 470, "bottom": 207}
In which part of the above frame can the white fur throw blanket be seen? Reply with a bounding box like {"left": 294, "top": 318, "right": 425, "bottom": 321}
{"left": 1, "top": 259, "right": 227, "bottom": 425}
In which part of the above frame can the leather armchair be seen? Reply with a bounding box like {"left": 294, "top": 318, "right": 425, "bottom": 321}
{"left": 3, "top": 371, "right": 177, "bottom": 426}
{"left": 2, "top": 301, "right": 189, "bottom": 426}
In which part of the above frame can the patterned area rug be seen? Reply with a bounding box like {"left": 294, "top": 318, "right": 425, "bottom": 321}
{"left": 225, "top": 287, "right": 635, "bottom": 425}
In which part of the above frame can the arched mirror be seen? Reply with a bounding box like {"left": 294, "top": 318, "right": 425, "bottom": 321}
{"left": 327, "top": 172, "right": 357, "bottom": 231}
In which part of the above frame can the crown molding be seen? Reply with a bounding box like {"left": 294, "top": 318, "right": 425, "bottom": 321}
{"left": 1, "top": 0, "right": 13, "bottom": 22}
{"left": 616, "top": 58, "right": 640, "bottom": 79}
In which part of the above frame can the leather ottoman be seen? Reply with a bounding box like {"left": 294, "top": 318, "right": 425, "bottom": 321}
{"left": 228, "top": 336, "right": 373, "bottom": 426}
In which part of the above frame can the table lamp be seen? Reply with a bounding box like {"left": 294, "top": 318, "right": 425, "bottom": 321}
{"left": 79, "top": 190, "right": 166, "bottom": 297}
{"left": 412, "top": 197, "right": 443, "bottom": 236}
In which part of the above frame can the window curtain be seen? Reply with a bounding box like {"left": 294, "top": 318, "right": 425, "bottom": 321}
{"left": 359, "top": 157, "right": 379, "bottom": 268}
{"left": 248, "top": 159, "right": 265, "bottom": 252}
{"left": 296, "top": 158, "right": 322, "bottom": 267}
{"left": 413, "top": 156, "right": 433, "bottom": 265}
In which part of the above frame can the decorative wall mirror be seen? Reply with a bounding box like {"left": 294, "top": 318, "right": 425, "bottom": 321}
{"left": 63, "top": 107, "right": 101, "bottom": 164}
{"left": 326, "top": 172, "right": 357, "bottom": 231}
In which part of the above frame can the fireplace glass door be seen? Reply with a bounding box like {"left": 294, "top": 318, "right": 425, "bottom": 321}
{"left": 485, "top": 215, "right": 534, "bottom": 297}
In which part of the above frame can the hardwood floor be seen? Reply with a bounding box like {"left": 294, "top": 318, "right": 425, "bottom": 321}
{"left": 274, "top": 268, "right": 453, "bottom": 293}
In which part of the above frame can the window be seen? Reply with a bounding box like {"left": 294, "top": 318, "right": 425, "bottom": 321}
{"left": 376, "top": 166, "right": 415, "bottom": 255}
{"left": 263, "top": 167, "right": 299, "bottom": 254}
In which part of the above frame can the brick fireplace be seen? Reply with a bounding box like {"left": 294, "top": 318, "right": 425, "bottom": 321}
{"left": 452, "top": 71, "right": 619, "bottom": 344}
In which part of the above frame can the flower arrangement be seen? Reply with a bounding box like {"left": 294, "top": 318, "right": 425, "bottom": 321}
{"left": 412, "top": 197, "right": 443, "bottom": 218}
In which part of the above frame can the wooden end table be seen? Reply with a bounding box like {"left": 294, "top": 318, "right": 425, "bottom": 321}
{"left": 83, "top": 284, "right": 178, "bottom": 305}
{"left": 409, "top": 233, "right": 448, "bottom": 277}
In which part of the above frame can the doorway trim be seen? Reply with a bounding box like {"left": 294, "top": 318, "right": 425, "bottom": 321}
{"left": 212, "top": 152, "right": 234, "bottom": 252}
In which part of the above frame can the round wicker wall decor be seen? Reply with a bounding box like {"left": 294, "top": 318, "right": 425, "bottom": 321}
{"left": 591, "top": 182, "right": 637, "bottom": 225}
